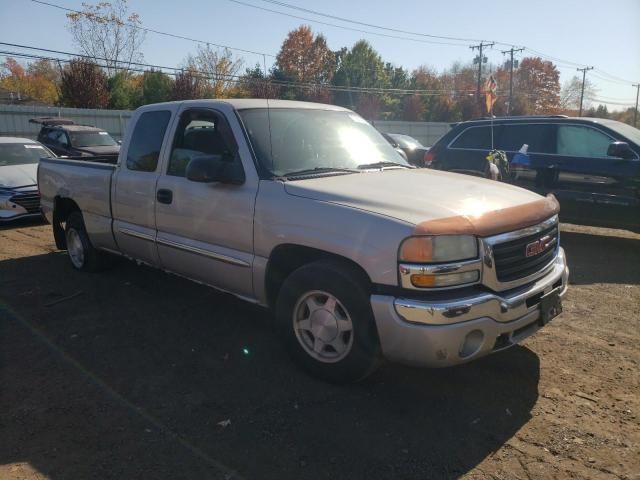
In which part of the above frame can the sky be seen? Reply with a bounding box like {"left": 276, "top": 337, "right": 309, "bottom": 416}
{"left": 1, "top": 0, "right": 639, "bottom": 111}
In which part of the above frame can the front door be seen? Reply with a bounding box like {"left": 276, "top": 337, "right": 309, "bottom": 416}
{"left": 550, "top": 124, "right": 640, "bottom": 228}
{"left": 154, "top": 106, "right": 258, "bottom": 298}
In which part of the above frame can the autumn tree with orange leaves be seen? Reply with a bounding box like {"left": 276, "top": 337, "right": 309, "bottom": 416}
{"left": 0, "top": 58, "right": 59, "bottom": 104}
{"left": 275, "top": 25, "right": 336, "bottom": 101}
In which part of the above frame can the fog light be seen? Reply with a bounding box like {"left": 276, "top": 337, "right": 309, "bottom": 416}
{"left": 410, "top": 270, "right": 479, "bottom": 288}
{"left": 460, "top": 329, "right": 484, "bottom": 358}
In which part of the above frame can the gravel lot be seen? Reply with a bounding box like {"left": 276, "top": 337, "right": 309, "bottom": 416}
{"left": 1, "top": 221, "right": 638, "bottom": 480}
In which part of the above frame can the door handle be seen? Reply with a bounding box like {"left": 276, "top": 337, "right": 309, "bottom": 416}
{"left": 156, "top": 189, "right": 173, "bottom": 204}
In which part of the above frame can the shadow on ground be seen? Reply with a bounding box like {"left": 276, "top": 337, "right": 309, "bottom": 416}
{"left": 560, "top": 229, "right": 640, "bottom": 286}
{"left": 1, "top": 251, "right": 540, "bottom": 480}
{"left": 0, "top": 217, "right": 46, "bottom": 231}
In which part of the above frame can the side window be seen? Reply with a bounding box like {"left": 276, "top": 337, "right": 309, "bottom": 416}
{"left": 451, "top": 127, "right": 492, "bottom": 149}
{"left": 497, "top": 124, "right": 555, "bottom": 154}
{"left": 47, "top": 129, "right": 62, "bottom": 145}
{"left": 168, "top": 109, "right": 235, "bottom": 177}
{"left": 59, "top": 132, "right": 70, "bottom": 148}
{"left": 126, "top": 110, "right": 172, "bottom": 172}
{"left": 557, "top": 125, "right": 612, "bottom": 158}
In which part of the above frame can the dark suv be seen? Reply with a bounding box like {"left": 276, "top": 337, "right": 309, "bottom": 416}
{"left": 31, "top": 117, "right": 120, "bottom": 158}
{"left": 427, "top": 116, "right": 640, "bottom": 231}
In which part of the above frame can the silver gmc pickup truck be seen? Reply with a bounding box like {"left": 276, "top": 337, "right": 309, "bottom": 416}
{"left": 39, "top": 99, "right": 569, "bottom": 382}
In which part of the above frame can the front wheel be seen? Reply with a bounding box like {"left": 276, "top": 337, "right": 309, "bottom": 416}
{"left": 276, "top": 260, "right": 381, "bottom": 382}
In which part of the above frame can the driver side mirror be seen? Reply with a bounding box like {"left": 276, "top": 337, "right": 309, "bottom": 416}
{"left": 186, "top": 154, "right": 245, "bottom": 184}
{"left": 607, "top": 141, "right": 636, "bottom": 159}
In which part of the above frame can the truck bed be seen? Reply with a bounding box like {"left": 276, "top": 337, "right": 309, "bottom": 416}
{"left": 38, "top": 157, "right": 117, "bottom": 250}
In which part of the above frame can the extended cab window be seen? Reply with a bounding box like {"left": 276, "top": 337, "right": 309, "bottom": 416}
{"left": 168, "top": 109, "right": 236, "bottom": 177}
{"left": 450, "top": 126, "right": 492, "bottom": 149}
{"left": 127, "top": 110, "right": 171, "bottom": 172}
{"left": 557, "top": 125, "right": 612, "bottom": 158}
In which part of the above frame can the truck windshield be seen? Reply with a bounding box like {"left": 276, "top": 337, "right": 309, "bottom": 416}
{"left": 238, "top": 108, "right": 408, "bottom": 176}
{"left": 0, "top": 143, "right": 52, "bottom": 166}
{"left": 69, "top": 131, "right": 117, "bottom": 147}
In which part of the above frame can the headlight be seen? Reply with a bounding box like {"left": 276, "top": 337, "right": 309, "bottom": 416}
{"left": 398, "top": 235, "right": 480, "bottom": 289}
{"left": 399, "top": 235, "right": 478, "bottom": 263}
{"left": 0, "top": 192, "right": 13, "bottom": 209}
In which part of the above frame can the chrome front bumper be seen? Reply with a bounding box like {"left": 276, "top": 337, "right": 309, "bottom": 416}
{"left": 371, "top": 248, "right": 569, "bottom": 367}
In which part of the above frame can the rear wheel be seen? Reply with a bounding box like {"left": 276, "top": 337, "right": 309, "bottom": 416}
{"left": 276, "top": 260, "right": 381, "bottom": 382}
{"left": 64, "top": 212, "right": 105, "bottom": 272}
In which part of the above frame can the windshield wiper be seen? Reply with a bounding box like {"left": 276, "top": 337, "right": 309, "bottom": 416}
{"left": 281, "top": 167, "right": 360, "bottom": 178}
{"left": 357, "top": 161, "right": 413, "bottom": 170}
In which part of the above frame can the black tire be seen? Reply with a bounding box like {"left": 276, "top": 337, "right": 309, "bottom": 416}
{"left": 275, "top": 259, "right": 381, "bottom": 383}
{"left": 64, "top": 211, "right": 105, "bottom": 272}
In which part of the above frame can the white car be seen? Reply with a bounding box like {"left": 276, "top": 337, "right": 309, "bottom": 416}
{"left": 0, "top": 137, "right": 54, "bottom": 222}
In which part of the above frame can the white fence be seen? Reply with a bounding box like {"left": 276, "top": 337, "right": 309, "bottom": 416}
{"left": 0, "top": 105, "right": 132, "bottom": 140}
{"left": 0, "top": 105, "right": 451, "bottom": 145}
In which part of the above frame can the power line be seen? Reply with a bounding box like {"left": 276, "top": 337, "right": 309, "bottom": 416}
{"left": 0, "top": 43, "right": 632, "bottom": 107}
{"left": 254, "top": 0, "right": 491, "bottom": 44}
{"left": 228, "top": 0, "right": 471, "bottom": 47}
{"left": 29, "top": 0, "right": 276, "bottom": 57}
{"left": 0, "top": 47, "right": 543, "bottom": 99}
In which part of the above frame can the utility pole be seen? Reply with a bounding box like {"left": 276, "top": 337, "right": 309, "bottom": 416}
{"left": 470, "top": 41, "right": 495, "bottom": 100}
{"left": 577, "top": 66, "right": 594, "bottom": 116}
{"left": 633, "top": 83, "right": 639, "bottom": 127}
{"left": 501, "top": 47, "right": 524, "bottom": 115}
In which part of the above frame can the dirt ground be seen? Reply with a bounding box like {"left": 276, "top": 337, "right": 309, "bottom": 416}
{"left": 0, "top": 220, "right": 638, "bottom": 480}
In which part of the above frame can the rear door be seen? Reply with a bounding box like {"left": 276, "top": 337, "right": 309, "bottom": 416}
{"left": 445, "top": 125, "right": 501, "bottom": 176}
{"left": 550, "top": 123, "right": 640, "bottom": 227}
{"left": 154, "top": 104, "right": 258, "bottom": 298}
{"left": 111, "top": 107, "right": 176, "bottom": 265}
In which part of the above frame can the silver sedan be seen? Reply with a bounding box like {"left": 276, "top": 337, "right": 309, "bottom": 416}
{"left": 0, "top": 137, "right": 54, "bottom": 222}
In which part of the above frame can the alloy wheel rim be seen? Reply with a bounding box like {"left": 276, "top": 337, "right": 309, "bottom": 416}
{"left": 292, "top": 290, "right": 354, "bottom": 363}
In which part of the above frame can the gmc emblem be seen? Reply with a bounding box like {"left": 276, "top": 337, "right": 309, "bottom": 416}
{"left": 525, "top": 235, "right": 553, "bottom": 257}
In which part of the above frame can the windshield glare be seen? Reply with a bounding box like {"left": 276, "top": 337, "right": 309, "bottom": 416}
{"left": 238, "top": 108, "right": 408, "bottom": 176}
{"left": 70, "top": 131, "right": 117, "bottom": 147}
{"left": 0, "top": 143, "right": 52, "bottom": 166}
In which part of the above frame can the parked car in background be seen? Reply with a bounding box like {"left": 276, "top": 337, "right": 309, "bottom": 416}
{"left": 0, "top": 137, "right": 54, "bottom": 222}
{"left": 387, "top": 133, "right": 430, "bottom": 167}
{"left": 31, "top": 117, "right": 120, "bottom": 159}
{"left": 379, "top": 131, "right": 409, "bottom": 162}
{"left": 39, "top": 99, "right": 568, "bottom": 382}
{"left": 427, "top": 116, "right": 640, "bottom": 232}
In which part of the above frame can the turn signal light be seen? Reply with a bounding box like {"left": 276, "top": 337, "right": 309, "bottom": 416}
{"left": 410, "top": 274, "right": 437, "bottom": 287}
{"left": 410, "top": 271, "right": 480, "bottom": 288}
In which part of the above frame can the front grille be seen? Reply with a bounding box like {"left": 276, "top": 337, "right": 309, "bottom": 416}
{"left": 493, "top": 223, "right": 559, "bottom": 282}
{"left": 10, "top": 192, "right": 41, "bottom": 214}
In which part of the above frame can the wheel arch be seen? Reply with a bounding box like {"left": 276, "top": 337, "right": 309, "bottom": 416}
{"left": 52, "top": 196, "right": 82, "bottom": 249}
{"left": 264, "top": 243, "right": 372, "bottom": 309}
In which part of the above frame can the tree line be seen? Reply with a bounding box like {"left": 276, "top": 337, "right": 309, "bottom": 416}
{"left": 0, "top": 0, "right": 635, "bottom": 126}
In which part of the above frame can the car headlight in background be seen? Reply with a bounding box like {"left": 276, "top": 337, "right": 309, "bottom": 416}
{"left": 398, "top": 235, "right": 480, "bottom": 289}
{"left": 0, "top": 192, "right": 13, "bottom": 210}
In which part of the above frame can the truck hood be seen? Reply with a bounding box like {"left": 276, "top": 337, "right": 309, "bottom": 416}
{"left": 283, "top": 168, "right": 543, "bottom": 226}
{"left": 0, "top": 163, "right": 38, "bottom": 189}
